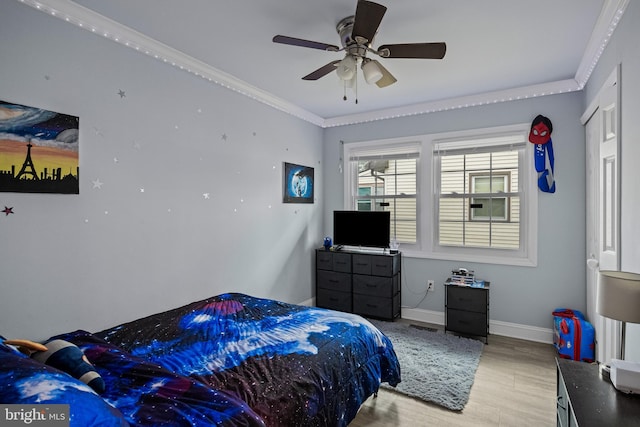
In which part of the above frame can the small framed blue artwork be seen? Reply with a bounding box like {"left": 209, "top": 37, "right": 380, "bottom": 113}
{"left": 283, "top": 162, "right": 314, "bottom": 203}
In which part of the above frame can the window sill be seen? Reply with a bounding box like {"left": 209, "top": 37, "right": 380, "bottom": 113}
{"left": 399, "top": 248, "right": 537, "bottom": 267}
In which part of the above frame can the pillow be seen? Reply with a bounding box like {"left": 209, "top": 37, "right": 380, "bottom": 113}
{"left": 32, "top": 339, "right": 105, "bottom": 394}
{"left": 0, "top": 338, "right": 128, "bottom": 427}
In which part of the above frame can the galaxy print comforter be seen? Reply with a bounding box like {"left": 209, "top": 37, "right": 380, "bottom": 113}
{"left": 1, "top": 294, "right": 400, "bottom": 426}
{"left": 94, "top": 293, "right": 401, "bottom": 426}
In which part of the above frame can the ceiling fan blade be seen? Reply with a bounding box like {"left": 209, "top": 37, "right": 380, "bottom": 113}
{"left": 302, "top": 60, "right": 341, "bottom": 80}
{"left": 273, "top": 35, "right": 339, "bottom": 52}
{"left": 377, "top": 42, "right": 447, "bottom": 59}
{"left": 373, "top": 61, "right": 397, "bottom": 88}
{"left": 352, "top": 1, "right": 387, "bottom": 44}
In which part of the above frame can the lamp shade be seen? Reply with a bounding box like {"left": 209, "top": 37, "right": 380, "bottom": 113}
{"left": 336, "top": 56, "right": 356, "bottom": 81}
{"left": 361, "top": 60, "right": 383, "bottom": 84}
{"left": 597, "top": 270, "right": 640, "bottom": 323}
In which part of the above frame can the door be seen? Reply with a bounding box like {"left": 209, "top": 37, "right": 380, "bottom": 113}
{"left": 584, "top": 67, "right": 620, "bottom": 364}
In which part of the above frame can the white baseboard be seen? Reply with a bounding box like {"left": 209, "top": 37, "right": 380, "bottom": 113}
{"left": 401, "top": 307, "right": 554, "bottom": 344}
{"left": 298, "top": 301, "right": 553, "bottom": 344}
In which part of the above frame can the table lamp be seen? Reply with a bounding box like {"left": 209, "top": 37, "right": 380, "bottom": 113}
{"left": 596, "top": 270, "right": 640, "bottom": 393}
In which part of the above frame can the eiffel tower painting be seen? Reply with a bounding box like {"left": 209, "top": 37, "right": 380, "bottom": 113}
{"left": 0, "top": 100, "right": 79, "bottom": 194}
{"left": 16, "top": 143, "right": 39, "bottom": 180}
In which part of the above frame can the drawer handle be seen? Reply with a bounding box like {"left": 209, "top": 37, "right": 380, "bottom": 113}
{"left": 556, "top": 395, "right": 566, "bottom": 411}
{"left": 375, "top": 264, "right": 386, "bottom": 268}
{"left": 366, "top": 284, "right": 377, "bottom": 288}
{"left": 356, "top": 263, "right": 368, "bottom": 266}
{"left": 329, "top": 297, "right": 339, "bottom": 302}
{"left": 329, "top": 279, "right": 339, "bottom": 283}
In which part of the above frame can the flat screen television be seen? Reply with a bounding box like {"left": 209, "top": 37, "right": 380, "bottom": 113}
{"left": 333, "top": 210, "right": 390, "bottom": 249}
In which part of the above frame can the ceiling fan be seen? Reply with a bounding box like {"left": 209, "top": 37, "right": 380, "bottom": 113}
{"left": 273, "top": 0, "right": 446, "bottom": 102}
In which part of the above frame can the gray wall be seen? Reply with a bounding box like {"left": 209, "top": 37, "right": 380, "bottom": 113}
{"left": 0, "top": 2, "right": 323, "bottom": 341}
{"left": 584, "top": 1, "right": 640, "bottom": 360}
{"left": 323, "top": 93, "right": 587, "bottom": 330}
{"left": 3, "top": 0, "right": 637, "bottom": 345}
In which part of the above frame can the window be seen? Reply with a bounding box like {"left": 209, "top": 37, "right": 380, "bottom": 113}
{"left": 342, "top": 124, "right": 537, "bottom": 266}
{"left": 438, "top": 147, "right": 519, "bottom": 249}
{"left": 343, "top": 140, "right": 420, "bottom": 247}
{"left": 432, "top": 125, "right": 537, "bottom": 265}
{"left": 470, "top": 173, "right": 510, "bottom": 221}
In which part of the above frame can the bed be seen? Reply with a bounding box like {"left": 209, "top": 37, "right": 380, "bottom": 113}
{"left": 1, "top": 293, "right": 401, "bottom": 426}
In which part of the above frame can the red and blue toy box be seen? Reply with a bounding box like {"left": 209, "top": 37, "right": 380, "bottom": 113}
{"left": 552, "top": 308, "right": 595, "bottom": 363}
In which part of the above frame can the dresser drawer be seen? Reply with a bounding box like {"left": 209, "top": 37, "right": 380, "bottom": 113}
{"left": 446, "top": 308, "right": 487, "bottom": 337}
{"left": 317, "top": 270, "right": 352, "bottom": 292}
{"left": 353, "top": 274, "right": 399, "bottom": 298}
{"left": 332, "top": 253, "right": 352, "bottom": 273}
{"left": 352, "top": 254, "right": 397, "bottom": 276}
{"left": 446, "top": 286, "right": 487, "bottom": 312}
{"left": 353, "top": 294, "right": 400, "bottom": 319}
{"left": 317, "top": 289, "right": 352, "bottom": 313}
{"left": 316, "top": 251, "right": 333, "bottom": 270}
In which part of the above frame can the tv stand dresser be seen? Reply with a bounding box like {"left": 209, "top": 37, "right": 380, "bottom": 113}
{"left": 315, "top": 248, "right": 401, "bottom": 321}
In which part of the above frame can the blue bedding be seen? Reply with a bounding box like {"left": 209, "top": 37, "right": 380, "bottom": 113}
{"left": 97, "top": 293, "right": 401, "bottom": 426}
{"left": 0, "top": 294, "right": 400, "bottom": 427}
{"left": 1, "top": 293, "right": 400, "bottom": 426}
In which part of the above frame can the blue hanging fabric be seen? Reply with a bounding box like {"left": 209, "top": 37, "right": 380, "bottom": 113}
{"left": 535, "top": 139, "right": 555, "bottom": 193}
{"left": 529, "top": 115, "right": 556, "bottom": 193}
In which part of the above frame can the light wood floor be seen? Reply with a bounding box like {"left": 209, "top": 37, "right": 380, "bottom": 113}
{"left": 350, "top": 322, "right": 557, "bottom": 427}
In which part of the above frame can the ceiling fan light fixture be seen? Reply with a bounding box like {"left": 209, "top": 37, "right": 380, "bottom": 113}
{"left": 336, "top": 55, "right": 356, "bottom": 80}
{"left": 362, "top": 59, "right": 383, "bottom": 84}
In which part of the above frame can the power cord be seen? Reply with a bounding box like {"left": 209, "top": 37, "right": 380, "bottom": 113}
{"left": 399, "top": 254, "right": 430, "bottom": 309}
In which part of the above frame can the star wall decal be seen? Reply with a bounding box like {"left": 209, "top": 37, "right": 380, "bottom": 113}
{"left": 117, "top": 89, "right": 126, "bottom": 98}
{"left": 221, "top": 133, "right": 228, "bottom": 141}
{"left": 203, "top": 193, "right": 210, "bottom": 199}
{"left": 2, "top": 206, "right": 14, "bottom": 216}
{"left": 92, "top": 178, "right": 103, "bottom": 189}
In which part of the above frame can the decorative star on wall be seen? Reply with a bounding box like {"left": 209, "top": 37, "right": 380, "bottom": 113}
{"left": 117, "top": 89, "right": 126, "bottom": 98}
{"left": 2, "top": 206, "right": 14, "bottom": 216}
{"left": 92, "top": 178, "right": 103, "bottom": 189}
{"left": 203, "top": 193, "right": 210, "bottom": 199}
{"left": 221, "top": 133, "right": 228, "bottom": 141}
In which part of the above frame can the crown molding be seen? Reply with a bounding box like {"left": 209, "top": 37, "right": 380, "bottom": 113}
{"left": 20, "top": 0, "right": 628, "bottom": 128}
{"left": 323, "top": 79, "right": 582, "bottom": 127}
{"left": 574, "top": 0, "right": 629, "bottom": 88}
{"left": 17, "top": 0, "right": 325, "bottom": 127}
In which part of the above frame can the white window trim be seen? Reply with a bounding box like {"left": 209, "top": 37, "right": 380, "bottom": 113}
{"left": 343, "top": 136, "right": 422, "bottom": 252}
{"left": 342, "top": 124, "right": 538, "bottom": 267}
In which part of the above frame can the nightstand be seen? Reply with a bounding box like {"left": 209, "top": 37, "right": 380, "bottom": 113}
{"left": 444, "top": 281, "right": 490, "bottom": 343}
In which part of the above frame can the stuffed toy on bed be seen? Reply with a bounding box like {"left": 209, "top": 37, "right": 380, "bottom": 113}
{"left": 5, "top": 338, "right": 105, "bottom": 393}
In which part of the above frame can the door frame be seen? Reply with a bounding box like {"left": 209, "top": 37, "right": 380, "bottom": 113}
{"left": 581, "top": 65, "right": 621, "bottom": 364}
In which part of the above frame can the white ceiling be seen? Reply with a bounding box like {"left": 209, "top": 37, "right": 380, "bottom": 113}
{"left": 20, "top": 0, "right": 629, "bottom": 127}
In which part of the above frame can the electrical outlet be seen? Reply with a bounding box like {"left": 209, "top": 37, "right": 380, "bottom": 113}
{"left": 427, "top": 280, "right": 435, "bottom": 292}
